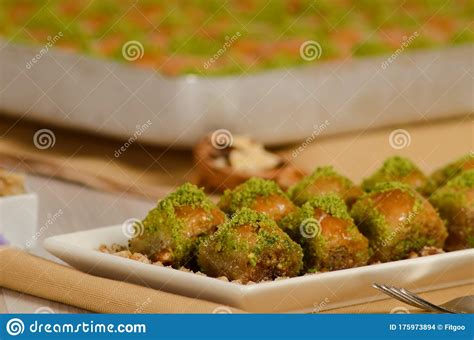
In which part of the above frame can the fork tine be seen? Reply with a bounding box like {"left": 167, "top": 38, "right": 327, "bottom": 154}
{"left": 388, "top": 286, "right": 451, "bottom": 314}
{"left": 380, "top": 284, "right": 432, "bottom": 311}
{"left": 399, "top": 288, "right": 454, "bottom": 314}
{"left": 372, "top": 283, "right": 426, "bottom": 310}
{"left": 384, "top": 285, "right": 439, "bottom": 313}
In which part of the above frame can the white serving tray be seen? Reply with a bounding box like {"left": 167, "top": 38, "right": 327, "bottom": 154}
{"left": 0, "top": 40, "right": 472, "bottom": 147}
{"left": 44, "top": 225, "right": 474, "bottom": 313}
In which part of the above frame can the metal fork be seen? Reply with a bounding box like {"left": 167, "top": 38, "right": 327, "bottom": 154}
{"left": 372, "top": 283, "right": 474, "bottom": 314}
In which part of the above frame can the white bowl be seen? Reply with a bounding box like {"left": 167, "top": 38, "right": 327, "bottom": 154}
{"left": 44, "top": 225, "right": 474, "bottom": 313}
{"left": 0, "top": 193, "right": 38, "bottom": 249}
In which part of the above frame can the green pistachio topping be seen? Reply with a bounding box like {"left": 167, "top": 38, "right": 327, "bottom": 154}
{"left": 288, "top": 166, "right": 352, "bottom": 197}
{"left": 362, "top": 156, "right": 422, "bottom": 191}
{"left": 208, "top": 208, "right": 303, "bottom": 269}
{"left": 302, "top": 194, "right": 352, "bottom": 221}
{"left": 430, "top": 170, "right": 474, "bottom": 210}
{"left": 443, "top": 169, "right": 474, "bottom": 189}
{"left": 219, "top": 177, "right": 286, "bottom": 212}
{"left": 370, "top": 181, "right": 416, "bottom": 195}
{"left": 425, "top": 154, "right": 474, "bottom": 194}
{"left": 143, "top": 182, "right": 215, "bottom": 233}
{"left": 227, "top": 207, "right": 277, "bottom": 229}
{"left": 161, "top": 182, "right": 213, "bottom": 210}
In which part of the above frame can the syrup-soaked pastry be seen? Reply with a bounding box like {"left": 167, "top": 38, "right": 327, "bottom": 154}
{"left": 281, "top": 194, "right": 369, "bottom": 272}
{"left": 362, "top": 156, "right": 428, "bottom": 193}
{"left": 423, "top": 154, "right": 474, "bottom": 195}
{"left": 197, "top": 208, "right": 303, "bottom": 283}
{"left": 219, "top": 177, "right": 296, "bottom": 222}
{"left": 129, "top": 183, "right": 226, "bottom": 267}
{"left": 430, "top": 170, "right": 474, "bottom": 251}
{"left": 351, "top": 182, "right": 447, "bottom": 262}
{"left": 288, "top": 166, "right": 362, "bottom": 206}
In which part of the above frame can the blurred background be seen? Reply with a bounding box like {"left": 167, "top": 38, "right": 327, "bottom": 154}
{"left": 0, "top": 0, "right": 472, "bottom": 196}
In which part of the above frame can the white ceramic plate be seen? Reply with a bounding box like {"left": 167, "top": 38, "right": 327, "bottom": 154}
{"left": 44, "top": 225, "right": 474, "bottom": 313}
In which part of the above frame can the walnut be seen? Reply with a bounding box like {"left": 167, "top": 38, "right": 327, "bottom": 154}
{"left": 193, "top": 134, "right": 306, "bottom": 192}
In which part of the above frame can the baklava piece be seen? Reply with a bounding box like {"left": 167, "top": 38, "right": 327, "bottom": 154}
{"left": 423, "top": 154, "right": 474, "bottom": 195}
{"left": 362, "top": 156, "right": 427, "bottom": 193}
{"left": 128, "top": 183, "right": 226, "bottom": 267}
{"left": 197, "top": 208, "right": 303, "bottom": 283}
{"left": 288, "top": 166, "right": 362, "bottom": 206}
{"left": 351, "top": 182, "right": 447, "bottom": 262}
{"left": 430, "top": 170, "right": 474, "bottom": 251}
{"left": 218, "top": 178, "right": 296, "bottom": 222}
{"left": 281, "top": 195, "right": 369, "bottom": 271}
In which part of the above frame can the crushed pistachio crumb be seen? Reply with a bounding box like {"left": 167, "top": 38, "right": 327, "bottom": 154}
{"left": 302, "top": 194, "right": 352, "bottom": 221}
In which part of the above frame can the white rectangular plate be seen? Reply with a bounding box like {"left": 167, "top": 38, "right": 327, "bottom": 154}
{"left": 1, "top": 41, "right": 472, "bottom": 147}
{"left": 44, "top": 225, "right": 474, "bottom": 313}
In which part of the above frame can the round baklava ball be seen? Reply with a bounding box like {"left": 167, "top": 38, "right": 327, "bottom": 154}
{"left": 280, "top": 194, "right": 369, "bottom": 272}
{"left": 423, "top": 154, "right": 474, "bottom": 195}
{"left": 288, "top": 166, "right": 362, "bottom": 206}
{"left": 218, "top": 177, "right": 296, "bottom": 222}
{"left": 430, "top": 170, "right": 474, "bottom": 251}
{"left": 351, "top": 182, "right": 447, "bottom": 262}
{"left": 128, "top": 183, "right": 226, "bottom": 267}
{"left": 197, "top": 208, "right": 303, "bottom": 283}
{"left": 362, "top": 156, "right": 428, "bottom": 193}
